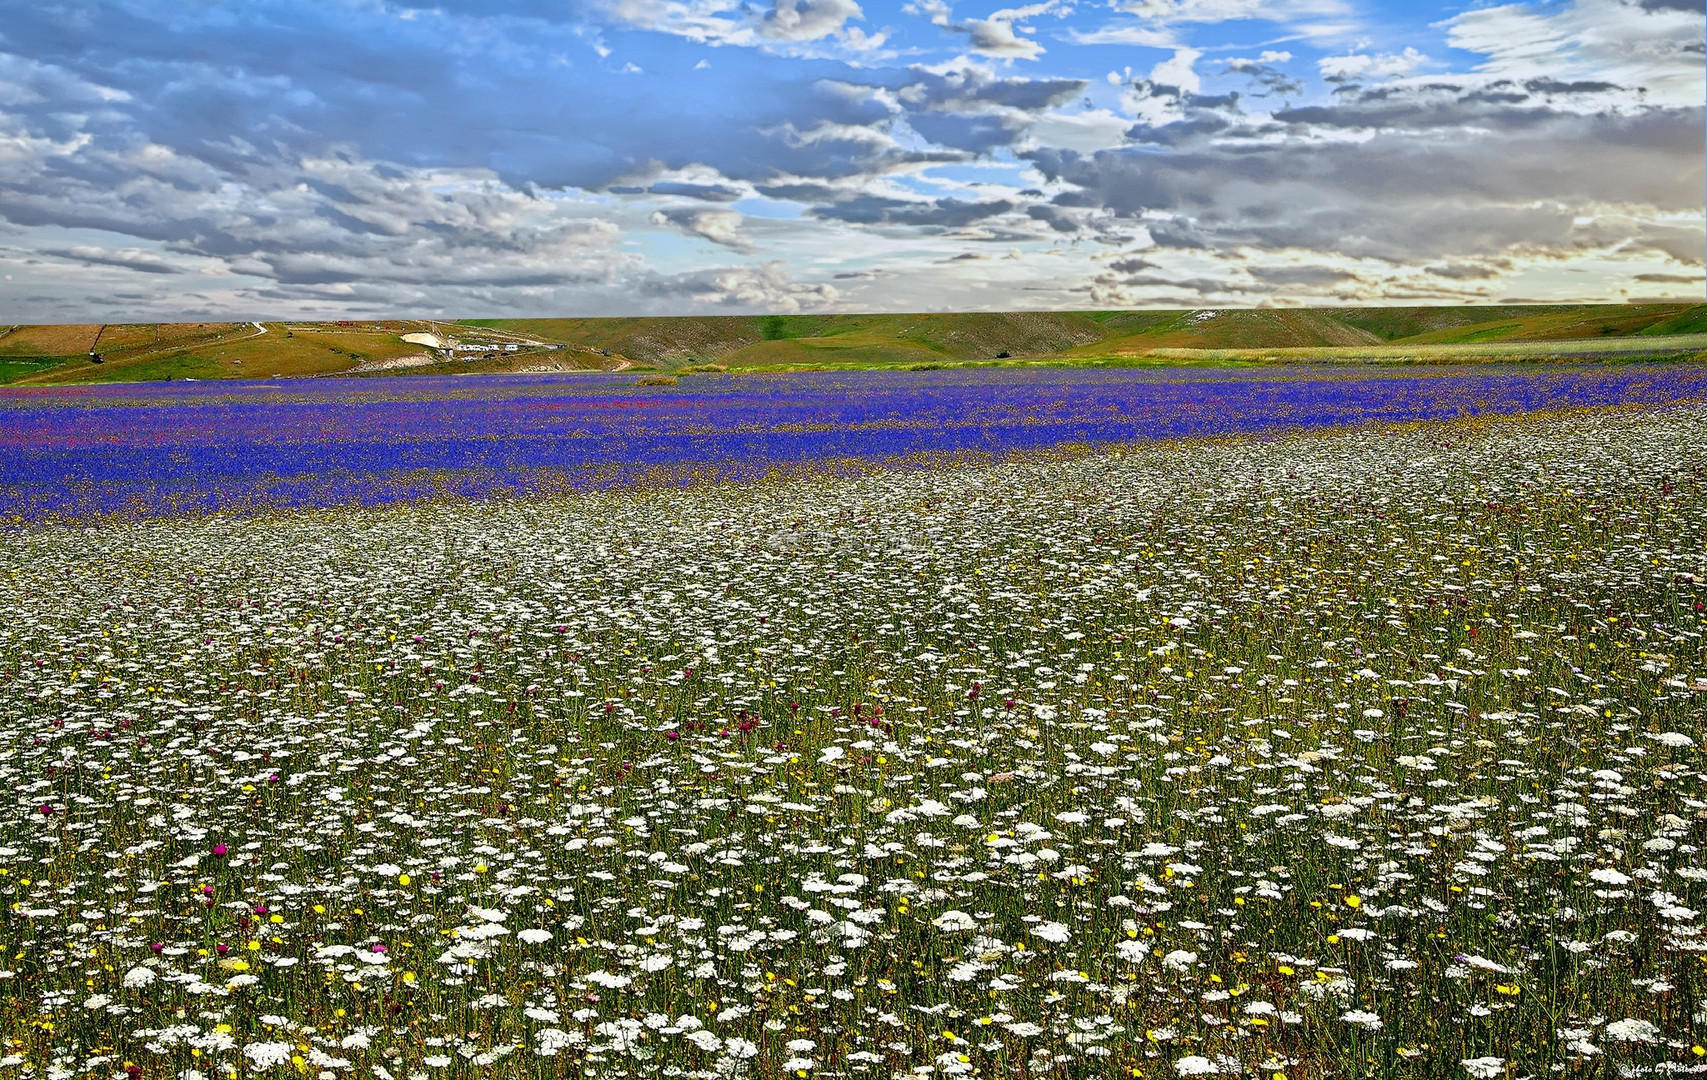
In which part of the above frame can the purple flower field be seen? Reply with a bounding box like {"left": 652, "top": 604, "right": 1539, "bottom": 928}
{"left": 3, "top": 363, "right": 1706, "bottom": 522}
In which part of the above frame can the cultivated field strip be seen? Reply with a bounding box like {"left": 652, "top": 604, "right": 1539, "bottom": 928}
{"left": 1, "top": 408, "right": 1704, "bottom": 1078}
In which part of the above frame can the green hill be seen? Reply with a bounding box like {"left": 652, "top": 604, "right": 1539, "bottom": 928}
{"left": 1, "top": 302, "right": 1702, "bottom": 384}
{"left": 460, "top": 311, "right": 1114, "bottom": 368}
{"left": 470, "top": 304, "right": 1707, "bottom": 368}
{"left": 1070, "top": 308, "right": 1383, "bottom": 354}
{"left": 1326, "top": 304, "right": 1704, "bottom": 345}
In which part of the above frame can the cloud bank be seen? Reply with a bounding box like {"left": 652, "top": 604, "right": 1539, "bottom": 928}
{"left": 0, "top": 0, "right": 1699, "bottom": 319}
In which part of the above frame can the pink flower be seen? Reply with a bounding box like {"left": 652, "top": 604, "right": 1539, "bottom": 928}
{"left": 212, "top": 844, "right": 228, "bottom": 856}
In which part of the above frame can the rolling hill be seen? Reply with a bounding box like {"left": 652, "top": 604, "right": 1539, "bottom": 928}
{"left": 1, "top": 302, "right": 1702, "bottom": 384}
{"left": 474, "top": 303, "right": 1707, "bottom": 366}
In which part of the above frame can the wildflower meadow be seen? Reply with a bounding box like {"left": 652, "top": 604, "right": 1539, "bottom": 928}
{"left": 1, "top": 373, "right": 1704, "bottom": 1080}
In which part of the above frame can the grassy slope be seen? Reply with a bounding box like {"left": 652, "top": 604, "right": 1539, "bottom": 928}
{"left": 7, "top": 329, "right": 433, "bottom": 385}
{"left": 2, "top": 304, "right": 1703, "bottom": 384}
{"left": 461, "top": 316, "right": 764, "bottom": 367}
{"left": 1068, "top": 309, "right": 1384, "bottom": 355}
{"left": 462, "top": 311, "right": 1114, "bottom": 367}
{"left": 1338, "top": 304, "right": 1703, "bottom": 345}
{"left": 478, "top": 304, "right": 1707, "bottom": 369}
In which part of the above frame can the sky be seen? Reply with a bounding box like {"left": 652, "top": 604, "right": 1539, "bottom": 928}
{"left": 0, "top": 0, "right": 1701, "bottom": 321}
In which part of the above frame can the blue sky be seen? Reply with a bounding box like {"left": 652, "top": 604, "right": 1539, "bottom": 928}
{"left": 0, "top": 0, "right": 1701, "bottom": 319}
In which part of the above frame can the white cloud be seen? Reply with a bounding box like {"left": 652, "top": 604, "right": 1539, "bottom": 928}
{"left": 761, "top": 0, "right": 866, "bottom": 41}
{"left": 1067, "top": 24, "right": 1178, "bottom": 46}
{"left": 1318, "top": 47, "right": 1427, "bottom": 82}
{"left": 601, "top": 0, "right": 878, "bottom": 51}
{"left": 1116, "top": 0, "right": 1351, "bottom": 24}
{"left": 1149, "top": 48, "right": 1203, "bottom": 93}
{"left": 1228, "top": 50, "right": 1293, "bottom": 67}
{"left": 0, "top": 0, "right": 1698, "bottom": 318}
{"left": 904, "top": 0, "right": 954, "bottom": 25}
{"left": 651, "top": 207, "right": 758, "bottom": 252}
{"left": 964, "top": 17, "right": 1046, "bottom": 58}
{"left": 600, "top": 0, "right": 756, "bottom": 48}
{"left": 642, "top": 260, "right": 839, "bottom": 310}
{"left": 1443, "top": 0, "right": 1705, "bottom": 107}
{"left": 949, "top": 0, "right": 1073, "bottom": 60}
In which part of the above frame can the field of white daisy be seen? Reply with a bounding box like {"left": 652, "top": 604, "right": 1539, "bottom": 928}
{"left": 2, "top": 406, "right": 1704, "bottom": 1080}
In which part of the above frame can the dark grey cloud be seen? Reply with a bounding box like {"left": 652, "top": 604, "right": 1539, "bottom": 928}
{"left": 1104, "top": 272, "right": 1247, "bottom": 295}
{"left": 753, "top": 181, "right": 846, "bottom": 202}
{"left": 1025, "top": 103, "right": 1704, "bottom": 261}
{"left": 1273, "top": 98, "right": 1549, "bottom": 132}
{"left": 1632, "top": 226, "right": 1707, "bottom": 264}
{"left": 1121, "top": 83, "right": 1246, "bottom": 148}
{"left": 1635, "top": 272, "right": 1705, "bottom": 282}
{"left": 810, "top": 195, "right": 1014, "bottom": 228}
{"left": 898, "top": 69, "right": 1087, "bottom": 114}
{"left": 1146, "top": 221, "right": 1212, "bottom": 250}
{"left": 878, "top": 68, "right": 1089, "bottom": 155}
{"left": 1026, "top": 205, "right": 1079, "bottom": 233}
{"left": 42, "top": 247, "right": 182, "bottom": 275}
{"left": 1271, "top": 79, "right": 1650, "bottom": 134}
{"left": 648, "top": 182, "right": 744, "bottom": 201}
{"left": 1524, "top": 78, "right": 1621, "bottom": 94}
{"left": 1250, "top": 266, "right": 1357, "bottom": 287}
{"left": 1106, "top": 256, "right": 1158, "bottom": 273}
{"left": 1426, "top": 261, "right": 1510, "bottom": 280}
{"left": 1224, "top": 62, "right": 1302, "bottom": 99}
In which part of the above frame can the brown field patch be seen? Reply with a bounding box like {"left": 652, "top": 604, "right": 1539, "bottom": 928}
{"left": 0, "top": 324, "right": 104, "bottom": 356}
